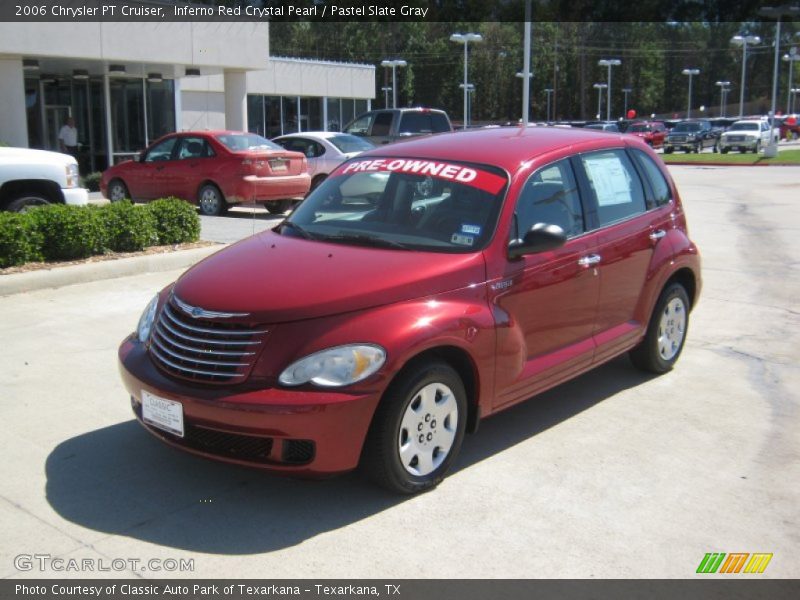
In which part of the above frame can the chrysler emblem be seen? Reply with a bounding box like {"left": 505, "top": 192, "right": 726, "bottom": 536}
{"left": 171, "top": 294, "right": 250, "bottom": 319}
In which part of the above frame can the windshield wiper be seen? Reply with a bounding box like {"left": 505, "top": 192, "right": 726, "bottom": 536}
{"left": 323, "top": 232, "right": 409, "bottom": 250}
{"left": 280, "top": 221, "right": 315, "bottom": 240}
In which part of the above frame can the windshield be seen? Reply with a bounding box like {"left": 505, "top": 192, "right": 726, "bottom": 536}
{"left": 673, "top": 122, "right": 702, "bottom": 132}
{"left": 282, "top": 157, "right": 508, "bottom": 253}
{"left": 328, "top": 134, "right": 376, "bottom": 154}
{"left": 215, "top": 133, "right": 283, "bottom": 152}
{"left": 730, "top": 122, "right": 759, "bottom": 131}
{"left": 628, "top": 124, "right": 651, "bottom": 132}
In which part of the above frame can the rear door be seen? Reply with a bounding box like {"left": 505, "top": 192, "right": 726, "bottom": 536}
{"left": 134, "top": 136, "right": 179, "bottom": 199}
{"left": 171, "top": 136, "right": 216, "bottom": 200}
{"left": 575, "top": 148, "right": 672, "bottom": 363}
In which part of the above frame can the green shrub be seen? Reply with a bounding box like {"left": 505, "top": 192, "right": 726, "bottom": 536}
{"left": 28, "top": 204, "right": 107, "bottom": 261}
{"left": 101, "top": 200, "right": 158, "bottom": 252}
{"left": 0, "top": 212, "right": 44, "bottom": 267}
{"left": 146, "top": 197, "right": 201, "bottom": 244}
{"left": 81, "top": 172, "right": 102, "bottom": 192}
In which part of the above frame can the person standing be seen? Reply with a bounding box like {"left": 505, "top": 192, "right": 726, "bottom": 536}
{"left": 58, "top": 117, "right": 79, "bottom": 158}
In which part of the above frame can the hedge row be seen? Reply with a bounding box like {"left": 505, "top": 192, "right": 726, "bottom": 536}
{"left": 0, "top": 198, "right": 200, "bottom": 268}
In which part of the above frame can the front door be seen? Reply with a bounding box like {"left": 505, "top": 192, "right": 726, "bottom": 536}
{"left": 491, "top": 158, "right": 600, "bottom": 408}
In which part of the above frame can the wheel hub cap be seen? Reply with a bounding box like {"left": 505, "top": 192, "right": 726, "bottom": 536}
{"left": 398, "top": 383, "right": 458, "bottom": 477}
{"left": 657, "top": 298, "right": 686, "bottom": 361}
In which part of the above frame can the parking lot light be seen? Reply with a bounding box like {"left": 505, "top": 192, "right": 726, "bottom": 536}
{"left": 792, "top": 88, "right": 800, "bottom": 113}
{"left": 783, "top": 50, "right": 800, "bottom": 114}
{"left": 682, "top": 69, "right": 700, "bottom": 119}
{"left": 598, "top": 59, "right": 621, "bottom": 122}
{"left": 381, "top": 86, "right": 392, "bottom": 109}
{"left": 622, "top": 87, "right": 633, "bottom": 119}
{"left": 593, "top": 82, "right": 607, "bottom": 120}
{"left": 380, "top": 59, "right": 407, "bottom": 109}
{"left": 451, "top": 33, "right": 483, "bottom": 129}
{"left": 715, "top": 80, "right": 731, "bottom": 117}
{"left": 731, "top": 35, "right": 761, "bottom": 118}
{"left": 543, "top": 88, "right": 554, "bottom": 122}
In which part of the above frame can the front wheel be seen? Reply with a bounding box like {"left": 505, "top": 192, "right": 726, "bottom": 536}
{"left": 630, "top": 282, "right": 690, "bottom": 374}
{"left": 753, "top": 141, "right": 761, "bottom": 154}
{"left": 6, "top": 192, "right": 50, "bottom": 212}
{"left": 361, "top": 361, "right": 467, "bottom": 494}
{"left": 664, "top": 147, "right": 674, "bottom": 154}
{"left": 198, "top": 184, "right": 227, "bottom": 216}
{"left": 107, "top": 179, "right": 130, "bottom": 203}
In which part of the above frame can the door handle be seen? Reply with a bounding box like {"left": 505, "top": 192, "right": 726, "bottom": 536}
{"left": 578, "top": 254, "right": 601, "bottom": 267}
{"left": 649, "top": 229, "right": 667, "bottom": 242}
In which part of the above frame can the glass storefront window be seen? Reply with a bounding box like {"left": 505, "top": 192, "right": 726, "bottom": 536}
{"left": 264, "top": 96, "right": 281, "bottom": 138}
{"left": 147, "top": 80, "right": 175, "bottom": 142}
{"left": 110, "top": 78, "right": 145, "bottom": 155}
{"left": 355, "top": 99, "right": 368, "bottom": 117}
{"left": 300, "top": 97, "right": 323, "bottom": 131}
{"left": 326, "top": 98, "right": 341, "bottom": 131}
{"left": 282, "top": 96, "right": 299, "bottom": 134}
{"left": 247, "top": 95, "right": 264, "bottom": 135}
{"left": 341, "top": 99, "right": 355, "bottom": 129}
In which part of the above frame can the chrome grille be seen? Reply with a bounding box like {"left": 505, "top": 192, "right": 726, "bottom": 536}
{"left": 149, "top": 298, "right": 266, "bottom": 383}
{"left": 670, "top": 135, "right": 687, "bottom": 143}
{"left": 727, "top": 135, "right": 745, "bottom": 142}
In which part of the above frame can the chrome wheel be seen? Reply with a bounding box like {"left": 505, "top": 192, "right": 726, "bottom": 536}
{"left": 657, "top": 297, "right": 686, "bottom": 361}
{"left": 398, "top": 382, "right": 458, "bottom": 477}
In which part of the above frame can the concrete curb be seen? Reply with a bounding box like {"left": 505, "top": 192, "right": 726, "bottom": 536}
{"left": 664, "top": 161, "right": 800, "bottom": 167}
{"left": 0, "top": 245, "right": 223, "bottom": 297}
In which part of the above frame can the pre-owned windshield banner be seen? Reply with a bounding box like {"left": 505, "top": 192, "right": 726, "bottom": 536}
{"left": 333, "top": 158, "right": 507, "bottom": 195}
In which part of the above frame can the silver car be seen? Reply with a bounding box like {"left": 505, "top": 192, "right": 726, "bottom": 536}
{"left": 272, "top": 132, "right": 375, "bottom": 191}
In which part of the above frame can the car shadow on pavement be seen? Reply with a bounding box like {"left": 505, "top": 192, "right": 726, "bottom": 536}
{"left": 45, "top": 356, "right": 652, "bottom": 555}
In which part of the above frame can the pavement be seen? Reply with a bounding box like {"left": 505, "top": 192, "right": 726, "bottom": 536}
{"left": 0, "top": 166, "right": 798, "bottom": 578}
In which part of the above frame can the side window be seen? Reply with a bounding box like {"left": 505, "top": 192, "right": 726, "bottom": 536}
{"left": 345, "top": 113, "right": 373, "bottom": 135}
{"left": 309, "top": 141, "right": 326, "bottom": 158}
{"left": 512, "top": 159, "right": 585, "bottom": 241}
{"left": 371, "top": 112, "right": 394, "bottom": 136}
{"left": 632, "top": 150, "right": 672, "bottom": 208}
{"left": 176, "top": 137, "right": 212, "bottom": 160}
{"left": 144, "top": 137, "right": 177, "bottom": 162}
{"left": 579, "top": 150, "right": 646, "bottom": 226}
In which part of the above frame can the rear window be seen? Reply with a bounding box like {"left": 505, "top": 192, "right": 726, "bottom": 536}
{"left": 730, "top": 123, "right": 760, "bottom": 131}
{"left": 215, "top": 133, "right": 282, "bottom": 152}
{"left": 328, "top": 135, "right": 375, "bottom": 154}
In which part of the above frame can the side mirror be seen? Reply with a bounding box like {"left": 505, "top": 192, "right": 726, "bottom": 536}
{"left": 138, "top": 151, "right": 146, "bottom": 162}
{"left": 508, "top": 223, "right": 567, "bottom": 259}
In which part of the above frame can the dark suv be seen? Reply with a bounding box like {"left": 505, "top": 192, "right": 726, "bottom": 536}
{"left": 664, "top": 120, "right": 719, "bottom": 154}
{"left": 344, "top": 108, "right": 452, "bottom": 146}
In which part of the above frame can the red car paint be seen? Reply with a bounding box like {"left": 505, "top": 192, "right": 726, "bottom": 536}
{"left": 100, "top": 130, "right": 310, "bottom": 207}
{"left": 118, "top": 126, "right": 701, "bottom": 478}
{"left": 626, "top": 121, "right": 667, "bottom": 148}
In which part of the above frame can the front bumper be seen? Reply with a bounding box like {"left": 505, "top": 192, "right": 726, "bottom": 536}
{"left": 118, "top": 336, "right": 380, "bottom": 476}
{"left": 719, "top": 138, "right": 759, "bottom": 150}
{"left": 63, "top": 187, "right": 89, "bottom": 206}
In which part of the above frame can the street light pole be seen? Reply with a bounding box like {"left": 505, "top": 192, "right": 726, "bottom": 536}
{"left": 731, "top": 34, "right": 761, "bottom": 118}
{"left": 784, "top": 49, "right": 799, "bottom": 114}
{"left": 380, "top": 59, "right": 407, "bottom": 109}
{"left": 598, "top": 59, "right": 621, "bottom": 121}
{"left": 715, "top": 81, "right": 731, "bottom": 117}
{"left": 682, "top": 68, "right": 700, "bottom": 119}
{"left": 792, "top": 88, "right": 800, "bottom": 113}
{"left": 593, "top": 83, "right": 607, "bottom": 120}
{"left": 622, "top": 87, "right": 632, "bottom": 118}
{"left": 544, "top": 88, "right": 554, "bottom": 122}
{"left": 381, "top": 86, "right": 392, "bottom": 109}
{"left": 451, "top": 32, "right": 483, "bottom": 129}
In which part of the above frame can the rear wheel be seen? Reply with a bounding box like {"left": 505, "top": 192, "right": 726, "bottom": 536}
{"left": 721, "top": 147, "right": 729, "bottom": 154}
{"left": 6, "top": 192, "right": 51, "bottom": 212}
{"left": 107, "top": 179, "right": 130, "bottom": 203}
{"left": 198, "top": 184, "right": 227, "bottom": 216}
{"left": 664, "top": 147, "right": 674, "bottom": 154}
{"left": 361, "top": 361, "right": 467, "bottom": 494}
{"left": 264, "top": 199, "right": 294, "bottom": 215}
{"left": 630, "top": 282, "right": 690, "bottom": 374}
{"left": 753, "top": 141, "right": 761, "bottom": 154}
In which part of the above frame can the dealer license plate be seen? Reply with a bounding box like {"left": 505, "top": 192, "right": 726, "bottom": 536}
{"left": 142, "top": 390, "right": 184, "bottom": 438}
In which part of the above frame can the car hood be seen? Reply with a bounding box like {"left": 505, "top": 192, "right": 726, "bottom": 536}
{"left": 0, "top": 146, "right": 77, "bottom": 166}
{"left": 172, "top": 231, "right": 487, "bottom": 323}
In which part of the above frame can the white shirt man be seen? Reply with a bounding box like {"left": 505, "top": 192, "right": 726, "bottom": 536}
{"left": 58, "top": 118, "right": 79, "bottom": 155}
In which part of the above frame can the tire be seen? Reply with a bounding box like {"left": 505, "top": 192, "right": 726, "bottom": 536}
{"left": 664, "top": 147, "right": 674, "bottom": 154}
{"left": 198, "top": 184, "right": 227, "bottom": 216}
{"left": 753, "top": 141, "right": 761, "bottom": 154}
{"left": 107, "top": 179, "right": 130, "bottom": 203}
{"left": 264, "top": 199, "right": 294, "bottom": 215}
{"left": 6, "top": 192, "right": 51, "bottom": 212}
{"left": 721, "top": 147, "right": 729, "bottom": 154}
{"left": 629, "top": 282, "right": 690, "bottom": 374}
{"left": 361, "top": 361, "right": 467, "bottom": 494}
{"left": 694, "top": 144, "right": 701, "bottom": 154}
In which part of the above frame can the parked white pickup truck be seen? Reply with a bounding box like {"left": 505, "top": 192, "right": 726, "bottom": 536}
{"left": 0, "top": 147, "right": 88, "bottom": 211}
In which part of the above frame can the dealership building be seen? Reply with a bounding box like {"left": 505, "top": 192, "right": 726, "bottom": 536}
{"left": 0, "top": 20, "right": 375, "bottom": 172}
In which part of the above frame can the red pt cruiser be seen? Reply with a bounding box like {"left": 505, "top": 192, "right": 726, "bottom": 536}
{"left": 118, "top": 127, "right": 701, "bottom": 494}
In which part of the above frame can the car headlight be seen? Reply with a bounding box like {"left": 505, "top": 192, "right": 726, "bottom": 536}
{"left": 137, "top": 294, "right": 159, "bottom": 343}
{"left": 65, "top": 163, "right": 80, "bottom": 188}
{"left": 279, "top": 344, "right": 386, "bottom": 387}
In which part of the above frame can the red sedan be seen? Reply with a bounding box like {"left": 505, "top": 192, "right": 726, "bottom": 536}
{"left": 626, "top": 121, "right": 667, "bottom": 148}
{"left": 101, "top": 131, "right": 310, "bottom": 215}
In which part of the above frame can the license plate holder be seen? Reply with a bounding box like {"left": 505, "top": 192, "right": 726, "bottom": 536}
{"left": 142, "top": 390, "right": 184, "bottom": 438}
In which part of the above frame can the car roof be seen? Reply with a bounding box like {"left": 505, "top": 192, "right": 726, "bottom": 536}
{"left": 360, "top": 126, "right": 636, "bottom": 173}
{"left": 274, "top": 131, "right": 348, "bottom": 140}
